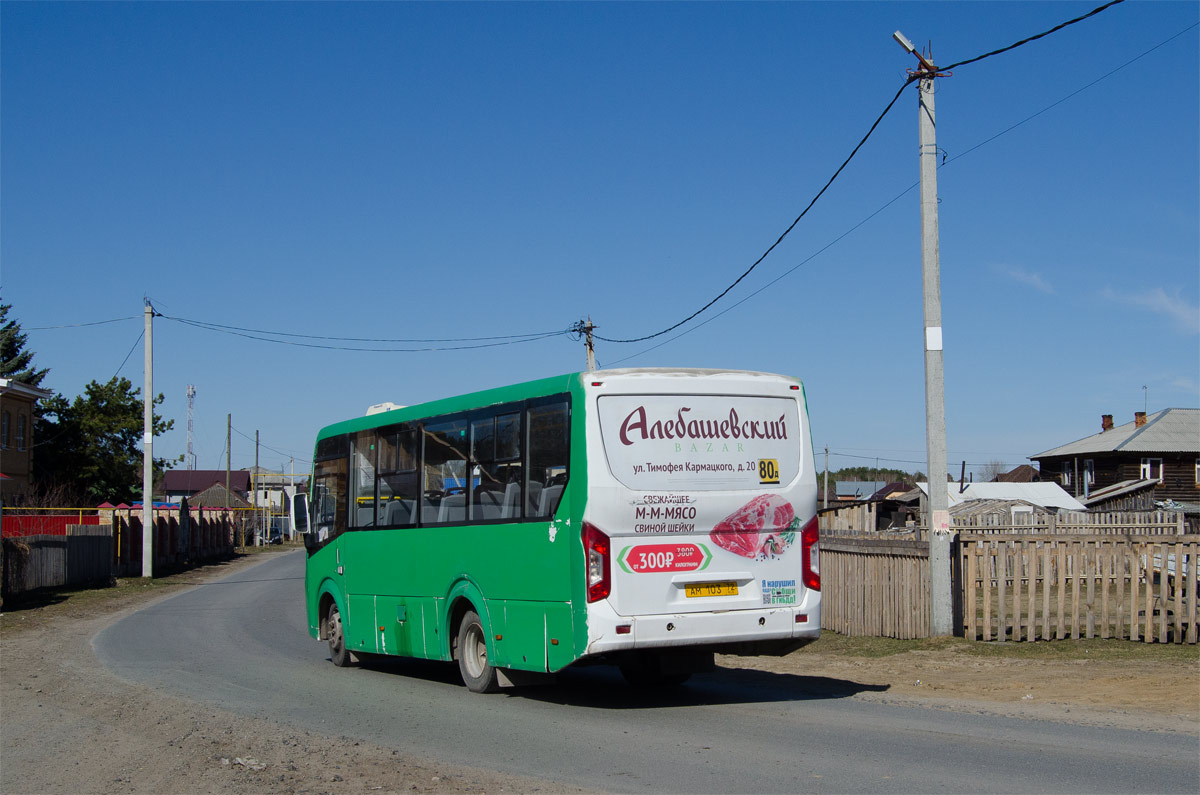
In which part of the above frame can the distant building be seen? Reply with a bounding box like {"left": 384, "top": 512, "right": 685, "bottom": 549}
{"left": 162, "top": 469, "right": 251, "bottom": 504}
{"left": 186, "top": 481, "right": 252, "bottom": 510}
{"left": 993, "top": 464, "right": 1041, "bottom": 483}
{"left": 248, "top": 466, "right": 307, "bottom": 512}
{"left": 914, "top": 482, "right": 1085, "bottom": 512}
{"left": 0, "top": 378, "right": 54, "bottom": 498}
{"left": 834, "top": 481, "right": 887, "bottom": 501}
{"left": 1031, "top": 409, "right": 1199, "bottom": 502}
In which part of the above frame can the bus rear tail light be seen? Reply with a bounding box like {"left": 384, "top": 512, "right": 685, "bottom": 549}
{"left": 800, "top": 515, "right": 820, "bottom": 591}
{"left": 583, "top": 522, "right": 611, "bottom": 602}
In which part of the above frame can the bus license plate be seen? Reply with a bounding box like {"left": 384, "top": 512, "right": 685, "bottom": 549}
{"left": 685, "top": 581, "right": 738, "bottom": 598}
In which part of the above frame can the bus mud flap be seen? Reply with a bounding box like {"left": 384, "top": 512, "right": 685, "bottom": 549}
{"left": 497, "top": 668, "right": 556, "bottom": 688}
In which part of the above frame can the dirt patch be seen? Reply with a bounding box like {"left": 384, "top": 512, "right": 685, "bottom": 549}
{"left": 2, "top": 550, "right": 1196, "bottom": 794}
{"left": 720, "top": 632, "right": 1199, "bottom": 734}
{"left": 0, "top": 549, "right": 580, "bottom": 795}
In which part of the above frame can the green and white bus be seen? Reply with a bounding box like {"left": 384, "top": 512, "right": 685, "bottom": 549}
{"left": 296, "top": 368, "right": 820, "bottom": 692}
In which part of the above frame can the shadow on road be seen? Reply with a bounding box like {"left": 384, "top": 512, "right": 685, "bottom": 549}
{"left": 358, "top": 655, "right": 888, "bottom": 708}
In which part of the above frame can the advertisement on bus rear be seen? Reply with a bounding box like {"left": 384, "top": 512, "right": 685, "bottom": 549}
{"left": 598, "top": 394, "right": 802, "bottom": 492}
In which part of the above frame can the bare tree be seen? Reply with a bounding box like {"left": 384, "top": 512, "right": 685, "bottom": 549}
{"left": 978, "top": 460, "right": 1007, "bottom": 482}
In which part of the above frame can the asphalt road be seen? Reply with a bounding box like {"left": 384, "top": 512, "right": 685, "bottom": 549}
{"left": 95, "top": 550, "right": 1198, "bottom": 794}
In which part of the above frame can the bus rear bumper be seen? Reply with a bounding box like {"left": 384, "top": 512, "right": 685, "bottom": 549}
{"left": 584, "top": 596, "right": 820, "bottom": 656}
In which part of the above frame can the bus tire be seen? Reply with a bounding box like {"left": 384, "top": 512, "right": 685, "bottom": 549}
{"left": 327, "top": 601, "right": 353, "bottom": 668}
{"left": 455, "top": 610, "right": 500, "bottom": 694}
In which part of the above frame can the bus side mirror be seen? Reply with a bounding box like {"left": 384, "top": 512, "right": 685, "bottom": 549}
{"left": 290, "top": 493, "right": 311, "bottom": 536}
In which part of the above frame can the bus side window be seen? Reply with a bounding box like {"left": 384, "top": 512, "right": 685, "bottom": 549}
{"left": 471, "top": 410, "right": 522, "bottom": 522}
{"left": 424, "top": 418, "right": 469, "bottom": 524}
{"left": 350, "top": 430, "right": 378, "bottom": 528}
{"left": 377, "top": 425, "right": 419, "bottom": 526}
{"left": 527, "top": 400, "right": 569, "bottom": 518}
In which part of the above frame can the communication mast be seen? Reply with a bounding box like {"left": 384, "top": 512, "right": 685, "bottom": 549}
{"left": 186, "top": 384, "right": 196, "bottom": 470}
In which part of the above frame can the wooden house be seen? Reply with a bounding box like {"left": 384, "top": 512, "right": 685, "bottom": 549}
{"left": 1031, "top": 409, "right": 1198, "bottom": 502}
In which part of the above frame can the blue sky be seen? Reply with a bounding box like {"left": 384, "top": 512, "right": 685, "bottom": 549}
{"left": 3, "top": 1, "right": 1197, "bottom": 480}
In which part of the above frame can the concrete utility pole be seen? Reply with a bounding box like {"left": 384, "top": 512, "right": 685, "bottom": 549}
{"left": 583, "top": 318, "right": 597, "bottom": 372}
{"left": 894, "top": 30, "right": 953, "bottom": 636}
{"left": 142, "top": 300, "right": 154, "bottom": 578}
{"left": 823, "top": 446, "right": 829, "bottom": 511}
{"left": 186, "top": 385, "right": 196, "bottom": 470}
{"left": 226, "top": 414, "right": 235, "bottom": 548}
{"left": 254, "top": 430, "right": 260, "bottom": 545}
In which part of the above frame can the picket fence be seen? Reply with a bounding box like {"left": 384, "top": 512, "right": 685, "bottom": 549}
{"left": 821, "top": 535, "right": 930, "bottom": 639}
{"left": 961, "top": 533, "right": 1199, "bottom": 644}
{"left": 953, "top": 510, "right": 1187, "bottom": 536}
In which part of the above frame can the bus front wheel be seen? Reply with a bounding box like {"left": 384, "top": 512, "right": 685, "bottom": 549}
{"left": 327, "top": 601, "right": 353, "bottom": 667}
{"left": 455, "top": 610, "right": 500, "bottom": 694}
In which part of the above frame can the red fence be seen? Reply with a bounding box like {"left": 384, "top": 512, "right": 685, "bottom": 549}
{"left": 3, "top": 514, "right": 102, "bottom": 538}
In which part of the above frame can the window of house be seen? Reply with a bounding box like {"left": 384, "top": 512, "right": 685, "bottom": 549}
{"left": 1195, "top": 458, "right": 1199, "bottom": 486}
{"left": 1060, "top": 462, "right": 1072, "bottom": 487}
{"left": 1083, "top": 459, "right": 1095, "bottom": 486}
{"left": 1140, "top": 458, "right": 1163, "bottom": 483}
{"left": 1, "top": 410, "right": 8, "bottom": 449}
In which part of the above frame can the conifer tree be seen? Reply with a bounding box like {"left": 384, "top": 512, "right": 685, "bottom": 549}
{"left": 0, "top": 301, "right": 49, "bottom": 387}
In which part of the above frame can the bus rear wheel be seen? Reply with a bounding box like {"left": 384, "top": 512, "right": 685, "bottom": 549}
{"left": 327, "top": 601, "right": 353, "bottom": 667}
{"left": 455, "top": 610, "right": 500, "bottom": 694}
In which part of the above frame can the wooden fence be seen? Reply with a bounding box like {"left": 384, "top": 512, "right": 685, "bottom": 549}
{"left": 961, "top": 534, "right": 1199, "bottom": 644}
{"left": 952, "top": 510, "right": 1187, "bottom": 536}
{"left": 822, "top": 536, "right": 930, "bottom": 639}
{"left": 2, "top": 525, "right": 114, "bottom": 596}
{"left": 1, "top": 509, "right": 235, "bottom": 599}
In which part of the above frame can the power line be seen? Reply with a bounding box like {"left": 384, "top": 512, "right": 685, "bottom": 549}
{"left": 597, "top": 77, "right": 917, "bottom": 345}
{"left": 940, "top": 0, "right": 1127, "bottom": 72}
{"left": 943, "top": 20, "right": 1199, "bottom": 167}
{"left": 160, "top": 314, "right": 570, "bottom": 344}
{"left": 603, "top": 18, "right": 1190, "bottom": 367}
{"left": 597, "top": 0, "right": 1131, "bottom": 348}
{"left": 112, "top": 330, "right": 144, "bottom": 380}
{"left": 230, "top": 423, "right": 312, "bottom": 465}
{"left": 161, "top": 314, "right": 571, "bottom": 353}
{"left": 29, "top": 316, "right": 139, "bottom": 330}
{"left": 829, "top": 451, "right": 1033, "bottom": 469}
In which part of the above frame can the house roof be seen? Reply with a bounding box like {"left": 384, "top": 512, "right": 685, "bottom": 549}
{"left": 835, "top": 481, "right": 887, "bottom": 499}
{"left": 917, "top": 482, "right": 1085, "bottom": 511}
{"left": 1079, "top": 478, "right": 1158, "bottom": 507}
{"left": 186, "top": 482, "right": 252, "bottom": 509}
{"left": 950, "top": 498, "right": 1053, "bottom": 519}
{"left": 0, "top": 378, "right": 53, "bottom": 401}
{"left": 994, "top": 464, "right": 1041, "bottom": 482}
{"left": 1032, "top": 408, "right": 1199, "bottom": 459}
{"left": 162, "top": 469, "right": 251, "bottom": 494}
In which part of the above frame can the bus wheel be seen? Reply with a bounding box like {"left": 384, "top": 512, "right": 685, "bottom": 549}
{"left": 327, "top": 601, "right": 352, "bottom": 667}
{"left": 455, "top": 610, "right": 500, "bottom": 693}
